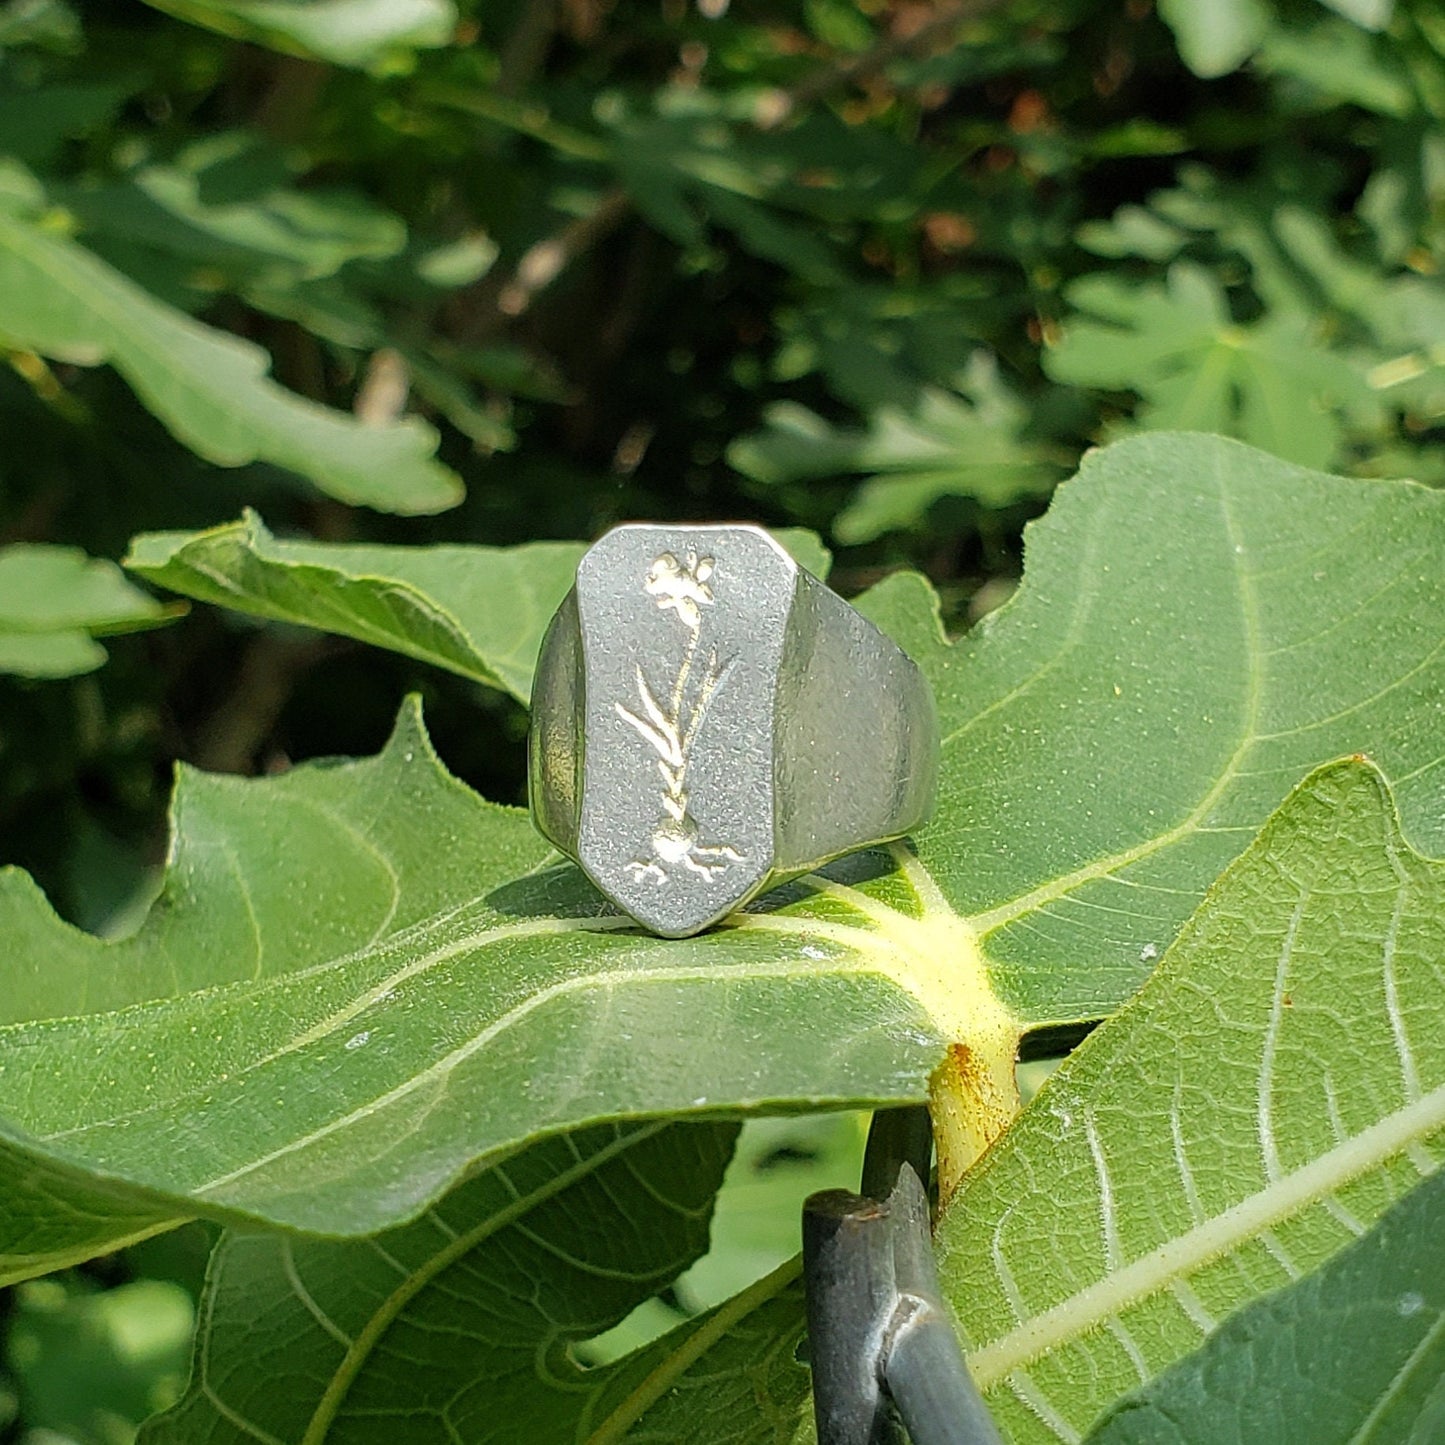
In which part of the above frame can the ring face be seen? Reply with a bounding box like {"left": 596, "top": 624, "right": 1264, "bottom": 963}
{"left": 529, "top": 523, "right": 939, "bottom": 937}
{"left": 576, "top": 525, "right": 793, "bottom": 935}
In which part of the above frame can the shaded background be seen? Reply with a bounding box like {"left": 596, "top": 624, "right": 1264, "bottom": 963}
{"left": 0, "top": 0, "right": 1441, "bottom": 1436}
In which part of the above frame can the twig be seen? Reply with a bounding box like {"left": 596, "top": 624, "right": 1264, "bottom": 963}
{"left": 353, "top": 348, "right": 411, "bottom": 428}
{"left": 495, "top": 188, "right": 633, "bottom": 319}
{"left": 191, "top": 630, "right": 331, "bottom": 775}
{"left": 861, "top": 1104, "right": 934, "bottom": 1201}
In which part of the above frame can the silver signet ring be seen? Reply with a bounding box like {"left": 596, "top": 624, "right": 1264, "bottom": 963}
{"left": 528, "top": 524, "right": 939, "bottom": 937}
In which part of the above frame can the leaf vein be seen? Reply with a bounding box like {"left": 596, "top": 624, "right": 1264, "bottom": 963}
{"left": 969, "top": 1079, "right": 1445, "bottom": 1388}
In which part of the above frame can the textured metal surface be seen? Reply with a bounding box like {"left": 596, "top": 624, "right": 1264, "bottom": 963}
{"left": 529, "top": 523, "right": 938, "bottom": 937}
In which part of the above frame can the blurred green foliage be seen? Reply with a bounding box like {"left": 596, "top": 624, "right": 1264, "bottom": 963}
{"left": 0, "top": 0, "right": 1440, "bottom": 1434}
{"left": 4, "top": 1277, "right": 192, "bottom": 1445}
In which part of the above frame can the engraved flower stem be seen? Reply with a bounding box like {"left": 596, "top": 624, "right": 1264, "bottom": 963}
{"left": 616, "top": 550, "right": 742, "bottom": 883}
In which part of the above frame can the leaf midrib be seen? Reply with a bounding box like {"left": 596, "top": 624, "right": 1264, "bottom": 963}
{"left": 180, "top": 539, "right": 498, "bottom": 691}
{"left": 294, "top": 1122, "right": 674, "bottom": 1445}
{"left": 965, "top": 463, "right": 1265, "bottom": 939}
{"left": 198, "top": 892, "right": 986, "bottom": 1203}
{"left": 967, "top": 1080, "right": 1445, "bottom": 1389}
{"left": 582, "top": 1255, "right": 804, "bottom": 1445}
{"left": 192, "top": 947, "right": 879, "bottom": 1200}
{"left": 18, "top": 903, "right": 935, "bottom": 1206}
{"left": 0, "top": 209, "right": 271, "bottom": 444}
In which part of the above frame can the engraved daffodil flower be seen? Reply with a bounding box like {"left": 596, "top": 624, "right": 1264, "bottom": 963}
{"left": 645, "top": 551, "right": 715, "bottom": 629}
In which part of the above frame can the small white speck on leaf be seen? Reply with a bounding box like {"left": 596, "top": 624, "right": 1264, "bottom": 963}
{"left": 1398, "top": 1291, "right": 1425, "bottom": 1317}
{"left": 345, "top": 1031, "right": 371, "bottom": 1051}
{"left": 1140, "top": 942, "right": 1158, "bottom": 962}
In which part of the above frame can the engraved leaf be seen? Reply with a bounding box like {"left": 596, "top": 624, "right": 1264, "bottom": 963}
{"left": 634, "top": 665, "right": 676, "bottom": 742}
{"left": 614, "top": 704, "right": 676, "bottom": 765}
{"left": 618, "top": 664, "right": 684, "bottom": 766}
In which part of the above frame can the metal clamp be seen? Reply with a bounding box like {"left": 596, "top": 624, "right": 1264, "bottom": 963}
{"left": 803, "top": 1112, "right": 1003, "bottom": 1445}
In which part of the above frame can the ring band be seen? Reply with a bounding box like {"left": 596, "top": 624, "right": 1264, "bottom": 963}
{"left": 529, "top": 524, "right": 938, "bottom": 937}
